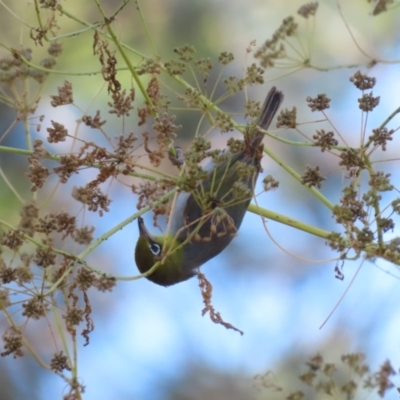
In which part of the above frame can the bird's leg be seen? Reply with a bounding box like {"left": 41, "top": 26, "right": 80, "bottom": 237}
{"left": 168, "top": 146, "right": 184, "bottom": 166}
{"left": 206, "top": 195, "right": 221, "bottom": 211}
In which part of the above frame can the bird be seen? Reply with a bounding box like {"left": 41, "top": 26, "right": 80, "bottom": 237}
{"left": 135, "top": 87, "right": 284, "bottom": 286}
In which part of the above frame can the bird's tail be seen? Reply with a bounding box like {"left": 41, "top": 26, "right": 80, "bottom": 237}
{"left": 252, "top": 86, "right": 284, "bottom": 147}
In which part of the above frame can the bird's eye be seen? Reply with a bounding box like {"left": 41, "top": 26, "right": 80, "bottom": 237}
{"left": 149, "top": 242, "right": 161, "bottom": 256}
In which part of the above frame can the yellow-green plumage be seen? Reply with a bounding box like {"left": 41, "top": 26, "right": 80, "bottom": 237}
{"left": 135, "top": 87, "right": 284, "bottom": 286}
{"left": 135, "top": 220, "right": 186, "bottom": 286}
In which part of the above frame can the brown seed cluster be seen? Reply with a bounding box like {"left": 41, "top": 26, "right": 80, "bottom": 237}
{"left": 339, "top": 149, "right": 365, "bottom": 170}
{"left": 306, "top": 94, "right": 331, "bottom": 111}
{"left": 298, "top": 2, "right": 319, "bottom": 18}
{"left": 301, "top": 165, "right": 325, "bottom": 188}
{"left": 108, "top": 89, "right": 135, "bottom": 117}
{"left": 262, "top": 175, "right": 279, "bottom": 191}
{"left": 333, "top": 186, "right": 369, "bottom": 241}
{"left": 72, "top": 186, "right": 111, "bottom": 216}
{"left": 223, "top": 76, "right": 246, "bottom": 94}
{"left": 218, "top": 51, "right": 234, "bottom": 65}
{"left": 0, "top": 230, "right": 24, "bottom": 251}
{"left": 50, "top": 351, "right": 71, "bottom": 373}
{"left": 350, "top": 71, "right": 376, "bottom": 90}
{"left": 294, "top": 352, "right": 398, "bottom": 399}
{"left": 27, "top": 158, "right": 50, "bottom": 191}
{"left": 195, "top": 58, "right": 213, "bottom": 79}
{"left": 22, "top": 296, "right": 47, "bottom": 319}
{"left": 47, "top": 120, "right": 68, "bottom": 143}
{"left": 82, "top": 110, "right": 106, "bottom": 129}
{"left": 214, "top": 110, "right": 234, "bottom": 133}
{"left": 1, "top": 328, "right": 23, "bottom": 358}
{"left": 276, "top": 107, "right": 297, "bottom": 128}
{"left": 26, "top": 140, "right": 51, "bottom": 191}
{"left": 50, "top": 81, "right": 73, "bottom": 107}
{"left": 174, "top": 44, "right": 196, "bottom": 62}
{"left": 369, "top": 127, "right": 394, "bottom": 150}
{"left": 245, "top": 63, "right": 264, "bottom": 85}
{"left": 132, "top": 180, "right": 170, "bottom": 216}
{"left": 165, "top": 60, "right": 186, "bottom": 76}
{"left": 312, "top": 129, "right": 338, "bottom": 151}
{"left": 0, "top": 263, "right": 16, "bottom": 284}
{"left": 34, "top": 246, "right": 57, "bottom": 268}
{"left": 74, "top": 226, "right": 95, "bottom": 245}
{"left": 358, "top": 92, "right": 380, "bottom": 112}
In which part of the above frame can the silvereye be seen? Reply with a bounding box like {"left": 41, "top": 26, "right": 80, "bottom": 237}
{"left": 135, "top": 87, "right": 284, "bottom": 286}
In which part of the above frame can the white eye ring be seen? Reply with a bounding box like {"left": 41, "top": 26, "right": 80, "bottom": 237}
{"left": 149, "top": 243, "right": 161, "bottom": 256}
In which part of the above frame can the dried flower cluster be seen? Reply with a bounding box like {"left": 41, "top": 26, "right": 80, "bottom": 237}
{"left": 254, "top": 17, "right": 298, "bottom": 68}
{"left": 254, "top": 352, "right": 398, "bottom": 399}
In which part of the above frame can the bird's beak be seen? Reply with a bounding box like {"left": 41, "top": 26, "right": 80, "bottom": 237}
{"left": 138, "top": 217, "right": 151, "bottom": 239}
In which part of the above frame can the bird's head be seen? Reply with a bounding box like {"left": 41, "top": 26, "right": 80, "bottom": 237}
{"left": 134, "top": 217, "right": 193, "bottom": 286}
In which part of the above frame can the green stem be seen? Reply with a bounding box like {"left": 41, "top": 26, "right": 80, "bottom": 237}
{"left": 135, "top": 0, "right": 158, "bottom": 56}
{"left": 248, "top": 203, "right": 331, "bottom": 239}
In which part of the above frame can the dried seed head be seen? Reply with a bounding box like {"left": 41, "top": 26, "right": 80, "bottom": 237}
{"left": 47, "top": 121, "right": 68, "bottom": 143}
{"left": 218, "top": 52, "right": 234, "bottom": 65}
{"left": 74, "top": 226, "right": 95, "bottom": 245}
{"left": 263, "top": 175, "right": 279, "bottom": 191}
{"left": 22, "top": 296, "right": 46, "bottom": 320}
{"left": 312, "top": 129, "right": 338, "bottom": 152}
{"left": 1, "top": 328, "right": 23, "bottom": 358}
{"left": 173, "top": 44, "right": 196, "bottom": 62}
{"left": 276, "top": 107, "right": 297, "bottom": 128}
{"left": 82, "top": 111, "right": 106, "bottom": 129}
{"left": 27, "top": 159, "right": 49, "bottom": 191}
{"left": 108, "top": 89, "right": 135, "bottom": 117}
{"left": 50, "top": 81, "right": 73, "bottom": 107}
{"left": 369, "top": 127, "right": 393, "bottom": 150}
{"left": 50, "top": 351, "right": 71, "bottom": 372}
{"left": 358, "top": 92, "right": 380, "bottom": 112}
{"left": 94, "top": 275, "right": 116, "bottom": 292}
{"left": 48, "top": 41, "right": 63, "bottom": 57}
{"left": 306, "top": 94, "right": 330, "bottom": 111}
{"left": 298, "top": 2, "right": 319, "bottom": 18}
{"left": 301, "top": 165, "right": 325, "bottom": 188}
{"left": 34, "top": 247, "right": 56, "bottom": 268}
{"left": 350, "top": 71, "right": 376, "bottom": 90}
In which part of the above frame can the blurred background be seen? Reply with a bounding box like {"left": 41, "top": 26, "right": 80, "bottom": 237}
{"left": 1, "top": 0, "right": 400, "bottom": 399}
